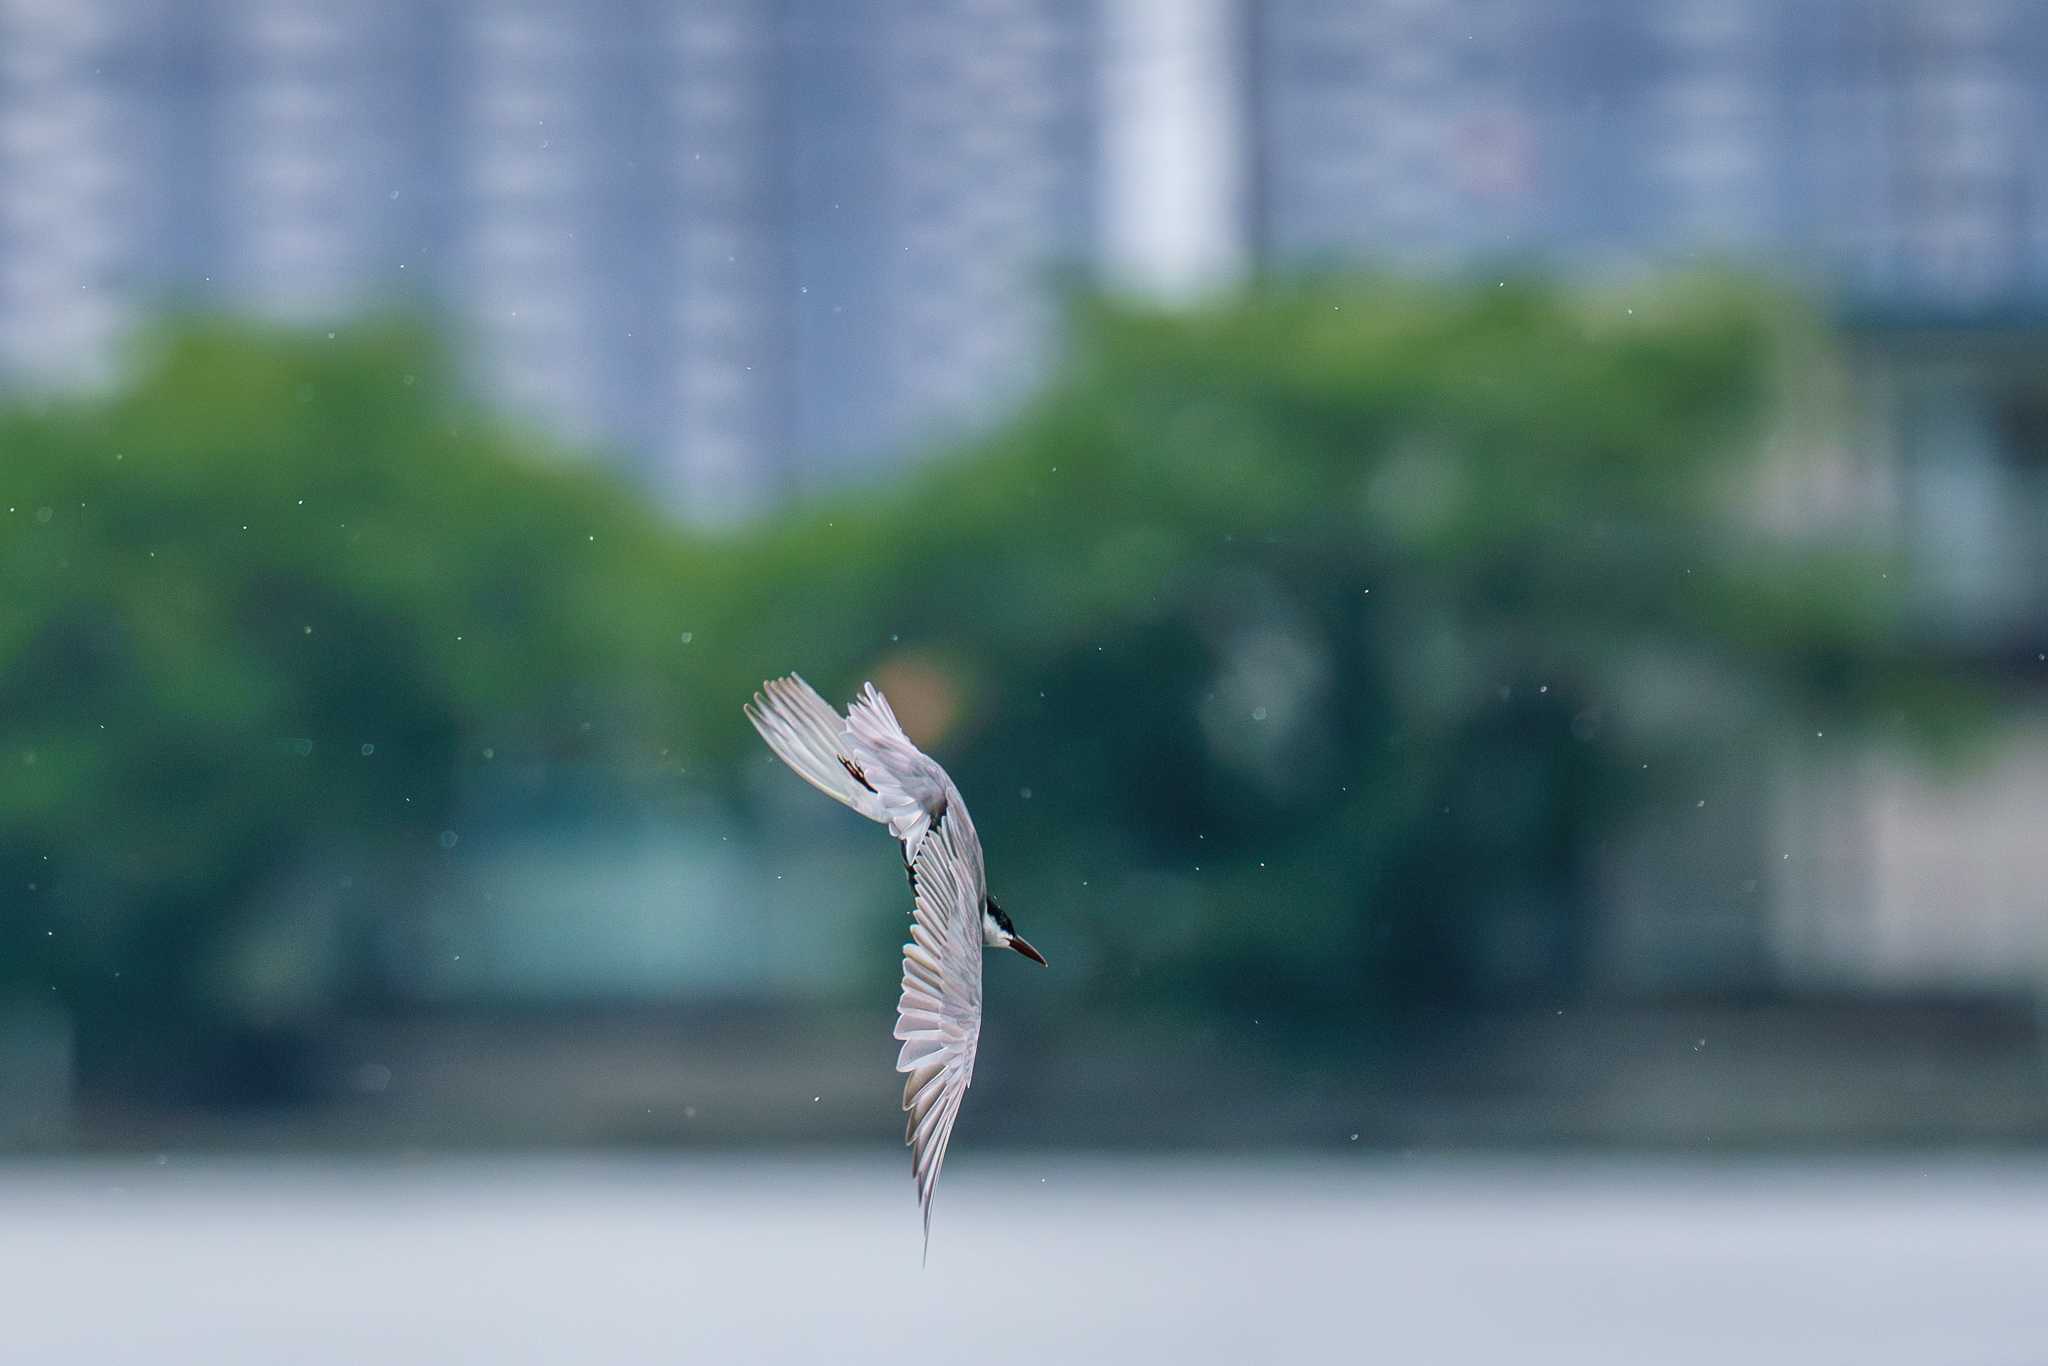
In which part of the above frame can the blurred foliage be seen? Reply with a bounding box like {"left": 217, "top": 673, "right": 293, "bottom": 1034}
{"left": 698, "top": 276, "right": 1967, "bottom": 1022}
{"left": 0, "top": 280, "right": 1971, "bottom": 1087}
{"left": 0, "top": 318, "right": 709, "bottom": 1082}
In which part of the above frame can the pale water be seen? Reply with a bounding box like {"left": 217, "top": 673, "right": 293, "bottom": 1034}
{"left": 1, "top": 1156, "right": 2040, "bottom": 1363}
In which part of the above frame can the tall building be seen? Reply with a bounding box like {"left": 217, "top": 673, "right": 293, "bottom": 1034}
{"left": 4, "top": 0, "right": 2048, "bottom": 514}
{"left": 779, "top": 0, "right": 1095, "bottom": 484}
{"left": 0, "top": 0, "right": 1097, "bottom": 516}
{"left": 0, "top": 0, "right": 143, "bottom": 387}
{"left": 1251, "top": 0, "right": 2048, "bottom": 307}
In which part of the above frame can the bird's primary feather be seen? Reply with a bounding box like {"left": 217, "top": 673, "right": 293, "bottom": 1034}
{"left": 743, "top": 675, "right": 889, "bottom": 824}
{"left": 893, "top": 809, "right": 985, "bottom": 1255}
{"left": 747, "top": 674, "right": 959, "bottom": 865}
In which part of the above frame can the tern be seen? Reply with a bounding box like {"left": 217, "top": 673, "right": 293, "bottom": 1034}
{"left": 745, "top": 674, "right": 1046, "bottom": 1250}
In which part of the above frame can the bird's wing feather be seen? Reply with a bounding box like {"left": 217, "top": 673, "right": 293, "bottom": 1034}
{"left": 845, "top": 682, "right": 958, "bottom": 863}
{"left": 893, "top": 809, "right": 985, "bottom": 1251}
{"left": 744, "top": 675, "right": 889, "bottom": 825}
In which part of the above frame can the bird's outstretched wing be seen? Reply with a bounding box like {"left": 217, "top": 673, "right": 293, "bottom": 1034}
{"left": 845, "top": 682, "right": 958, "bottom": 863}
{"left": 748, "top": 673, "right": 960, "bottom": 864}
{"left": 744, "top": 675, "right": 890, "bottom": 824}
{"left": 893, "top": 808, "right": 985, "bottom": 1253}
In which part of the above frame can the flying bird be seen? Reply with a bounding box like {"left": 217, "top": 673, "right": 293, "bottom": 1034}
{"left": 744, "top": 674, "right": 1046, "bottom": 1249}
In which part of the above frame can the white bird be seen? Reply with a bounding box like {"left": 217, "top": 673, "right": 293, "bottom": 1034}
{"left": 744, "top": 674, "right": 1045, "bottom": 1250}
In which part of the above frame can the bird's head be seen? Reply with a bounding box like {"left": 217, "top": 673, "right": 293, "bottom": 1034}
{"left": 981, "top": 897, "right": 1046, "bottom": 966}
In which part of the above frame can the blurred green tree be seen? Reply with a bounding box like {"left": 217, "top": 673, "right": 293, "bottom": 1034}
{"left": 0, "top": 280, "right": 1966, "bottom": 1096}
{"left": 0, "top": 319, "right": 709, "bottom": 1091}
{"left": 694, "top": 275, "right": 1968, "bottom": 1027}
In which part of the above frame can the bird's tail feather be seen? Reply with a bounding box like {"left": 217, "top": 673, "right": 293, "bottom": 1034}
{"left": 745, "top": 674, "right": 889, "bottom": 824}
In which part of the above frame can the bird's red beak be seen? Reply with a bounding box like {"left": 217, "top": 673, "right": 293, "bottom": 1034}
{"left": 1008, "top": 935, "right": 1047, "bottom": 966}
